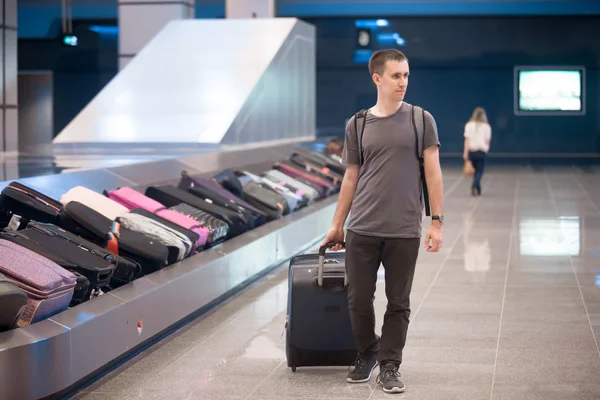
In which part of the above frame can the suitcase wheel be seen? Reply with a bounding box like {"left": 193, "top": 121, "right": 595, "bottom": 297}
{"left": 291, "top": 366, "right": 296, "bottom": 372}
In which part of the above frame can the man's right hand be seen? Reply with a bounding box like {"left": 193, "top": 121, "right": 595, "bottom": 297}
{"left": 321, "top": 227, "right": 345, "bottom": 251}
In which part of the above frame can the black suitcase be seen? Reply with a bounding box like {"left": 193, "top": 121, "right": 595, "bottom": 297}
{"left": 70, "top": 271, "right": 92, "bottom": 307}
{"left": 0, "top": 272, "right": 28, "bottom": 332}
{"left": 236, "top": 173, "right": 291, "bottom": 217}
{"left": 3, "top": 224, "right": 116, "bottom": 292}
{"left": 213, "top": 170, "right": 286, "bottom": 220}
{"left": 1, "top": 229, "right": 104, "bottom": 302}
{"left": 286, "top": 242, "right": 356, "bottom": 371}
{"left": 285, "top": 157, "right": 343, "bottom": 189}
{"left": 178, "top": 172, "right": 259, "bottom": 229}
{"left": 291, "top": 148, "right": 347, "bottom": 175}
{"left": 145, "top": 185, "right": 249, "bottom": 238}
{"left": 0, "top": 182, "right": 63, "bottom": 229}
{"left": 58, "top": 201, "right": 168, "bottom": 277}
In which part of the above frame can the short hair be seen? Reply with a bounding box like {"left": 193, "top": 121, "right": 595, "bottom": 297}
{"left": 368, "top": 49, "right": 408, "bottom": 76}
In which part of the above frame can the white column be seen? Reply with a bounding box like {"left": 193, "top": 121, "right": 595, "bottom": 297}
{"left": 1, "top": 0, "right": 18, "bottom": 153}
{"left": 118, "top": 0, "right": 195, "bottom": 70}
{"left": 226, "top": 0, "right": 276, "bottom": 18}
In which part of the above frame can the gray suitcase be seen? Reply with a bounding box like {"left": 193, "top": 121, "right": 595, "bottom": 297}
{"left": 0, "top": 272, "right": 28, "bottom": 332}
{"left": 286, "top": 242, "right": 356, "bottom": 371}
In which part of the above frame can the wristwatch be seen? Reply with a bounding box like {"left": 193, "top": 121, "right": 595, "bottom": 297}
{"left": 432, "top": 215, "right": 444, "bottom": 224}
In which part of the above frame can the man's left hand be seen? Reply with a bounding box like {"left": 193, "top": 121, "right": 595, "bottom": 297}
{"left": 424, "top": 222, "right": 443, "bottom": 252}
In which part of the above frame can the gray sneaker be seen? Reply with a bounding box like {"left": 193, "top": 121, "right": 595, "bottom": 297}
{"left": 346, "top": 353, "right": 378, "bottom": 383}
{"left": 377, "top": 362, "right": 405, "bottom": 393}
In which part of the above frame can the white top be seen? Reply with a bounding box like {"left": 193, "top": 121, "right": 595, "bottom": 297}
{"left": 464, "top": 121, "right": 492, "bottom": 153}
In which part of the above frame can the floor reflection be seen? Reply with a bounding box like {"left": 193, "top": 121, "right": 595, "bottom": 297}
{"left": 462, "top": 216, "right": 491, "bottom": 285}
{"left": 518, "top": 217, "right": 581, "bottom": 257}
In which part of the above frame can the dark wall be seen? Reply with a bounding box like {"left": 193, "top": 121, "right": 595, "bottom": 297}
{"left": 306, "top": 16, "right": 600, "bottom": 154}
{"left": 18, "top": 20, "right": 119, "bottom": 137}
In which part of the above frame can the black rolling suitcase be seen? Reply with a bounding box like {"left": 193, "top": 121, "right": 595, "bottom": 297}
{"left": 286, "top": 242, "right": 356, "bottom": 371}
{"left": 212, "top": 170, "right": 286, "bottom": 221}
{"left": 178, "top": 171, "right": 263, "bottom": 228}
{"left": 0, "top": 230, "right": 97, "bottom": 304}
{"left": 70, "top": 271, "right": 92, "bottom": 307}
{"left": 0, "top": 182, "right": 63, "bottom": 229}
{"left": 58, "top": 201, "right": 168, "bottom": 277}
{"left": 291, "top": 148, "right": 347, "bottom": 176}
{"left": 1, "top": 224, "right": 116, "bottom": 297}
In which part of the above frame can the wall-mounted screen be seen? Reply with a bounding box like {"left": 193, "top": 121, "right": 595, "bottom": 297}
{"left": 514, "top": 66, "right": 585, "bottom": 116}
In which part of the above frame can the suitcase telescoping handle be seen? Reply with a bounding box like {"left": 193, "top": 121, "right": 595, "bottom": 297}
{"left": 318, "top": 241, "right": 347, "bottom": 287}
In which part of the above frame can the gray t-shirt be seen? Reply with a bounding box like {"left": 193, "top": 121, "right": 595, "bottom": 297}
{"left": 342, "top": 102, "right": 440, "bottom": 238}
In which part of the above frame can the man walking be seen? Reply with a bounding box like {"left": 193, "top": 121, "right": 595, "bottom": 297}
{"left": 322, "top": 49, "right": 444, "bottom": 394}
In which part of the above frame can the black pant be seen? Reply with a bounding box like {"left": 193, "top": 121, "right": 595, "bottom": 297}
{"left": 345, "top": 230, "right": 420, "bottom": 366}
{"left": 469, "top": 151, "right": 487, "bottom": 194}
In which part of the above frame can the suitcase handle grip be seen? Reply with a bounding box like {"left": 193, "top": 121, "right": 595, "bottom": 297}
{"left": 318, "top": 241, "right": 347, "bottom": 287}
{"left": 318, "top": 241, "right": 345, "bottom": 256}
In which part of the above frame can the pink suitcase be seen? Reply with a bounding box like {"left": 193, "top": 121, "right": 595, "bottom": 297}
{"left": 0, "top": 239, "right": 76, "bottom": 326}
{"left": 107, "top": 187, "right": 209, "bottom": 250}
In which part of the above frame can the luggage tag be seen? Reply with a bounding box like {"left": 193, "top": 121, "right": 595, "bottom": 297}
{"left": 106, "top": 221, "right": 121, "bottom": 255}
{"left": 6, "top": 215, "right": 22, "bottom": 232}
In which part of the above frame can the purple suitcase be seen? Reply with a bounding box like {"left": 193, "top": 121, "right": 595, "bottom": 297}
{"left": 178, "top": 171, "right": 268, "bottom": 227}
{"left": 0, "top": 239, "right": 76, "bottom": 326}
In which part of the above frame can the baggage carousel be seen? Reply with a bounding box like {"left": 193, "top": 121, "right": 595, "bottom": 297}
{"left": 0, "top": 142, "right": 339, "bottom": 400}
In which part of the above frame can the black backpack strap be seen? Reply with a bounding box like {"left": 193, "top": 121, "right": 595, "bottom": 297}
{"left": 354, "top": 109, "right": 368, "bottom": 167}
{"left": 412, "top": 105, "right": 431, "bottom": 217}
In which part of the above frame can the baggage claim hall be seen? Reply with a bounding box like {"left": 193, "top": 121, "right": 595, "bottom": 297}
{"left": 1, "top": 0, "right": 600, "bottom": 399}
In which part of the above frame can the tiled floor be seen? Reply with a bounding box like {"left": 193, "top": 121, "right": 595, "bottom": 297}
{"left": 71, "top": 166, "right": 600, "bottom": 400}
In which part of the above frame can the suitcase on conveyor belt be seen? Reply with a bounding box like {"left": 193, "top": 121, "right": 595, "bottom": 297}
{"left": 0, "top": 181, "right": 63, "bottom": 229}
{"left": 286, "top": 242, "right": 356, "bottom": 371}
{"left": 291, "top": 147, "right": 347, "bottom": 176}
{"left": 0, "top": 239, "right": 77, "bottom": 326}
{"left": 116, "top": 212, "right": 193, "bottom": 264}
{"left": 212, "top": 169, "right": 286, "bottom": 221}
{"left": 168, "top": 203, "right": 229, "bottom": 247}
{"left": 0, "top": 229, "right": 100, "bottom": 304}
{"left": 263, "top": 170, "right": 320, "bottom": 203}
{"left": 106, "top": 186, "right": 209, "bottom": 251}
{"left": 178, "top": 171, "right": 266, "bottom": 228}
{"left": 145, "top": 185, "right": 249, "bottom": 238}
{"left": 70, "top": 271, "right": 92, "bottom": 307}
{"left": 274, "top": 162, "right": 337, "bottom": 198}
{"left": 58, "top": 201, "right": 168, "bottom": 277}
{"left": 8, "top": 223, "right": 118, "bottom": 292}
{"left": 60, "top": 185, "right": 129, "bottom": 221}
{"left": 129, "top": 208, "right": 203, "bottom": 253}
{"left": 286, "top": 156, "right": 344, "bottom": 188}
{"left": 237, "top": 170, "right": 307, "bottom": 211}
{"left": 0, "top": 272, "right": 28, "bottom": 331}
